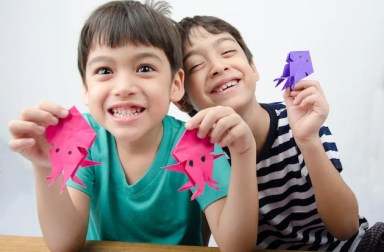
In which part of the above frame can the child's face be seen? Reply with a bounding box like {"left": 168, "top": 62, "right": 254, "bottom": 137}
{"left": 183, "top": 27, "right": 259, "bottom": 113}
{"left": 83, "top": 43, "right": 184, "bottom": 142}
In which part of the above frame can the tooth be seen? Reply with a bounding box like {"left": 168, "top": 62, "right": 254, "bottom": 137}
{"left": 112, "top": 108, "right": 142, "bottom": 117}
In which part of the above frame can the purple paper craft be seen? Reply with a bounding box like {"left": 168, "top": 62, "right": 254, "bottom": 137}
{"left": 274, "top": 51, "right": 314, "bottom": 90}
{"left": 163, "top": 129, "right": 224, "bottom": 200}
{"left": 45, "top": 106, "right": 100, "bottom": 193}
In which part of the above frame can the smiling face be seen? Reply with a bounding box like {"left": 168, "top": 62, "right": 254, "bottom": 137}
{"left": 183, "top": 27, "right": 259, "bottom": 114}
{"left": 83, "top": 43, "right": 184, "bottom": 143}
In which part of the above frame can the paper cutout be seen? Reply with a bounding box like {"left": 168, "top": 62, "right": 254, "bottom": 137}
{"left": 45, "top": 106, "right": 100, "bottom": 193}
{"left": 274, "top": 50, "right": 314, "bottom": 90}
{"left": 163, "top": 129, "right": 223, "bottom": 200}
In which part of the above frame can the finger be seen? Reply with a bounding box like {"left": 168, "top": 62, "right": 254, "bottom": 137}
{"left": 197, "top": 107, "right": 234, "bottom": 139}
{"left": 20, "top": 107, "right": 63, "bottom": 127}
{"left": 8, "top": 120, "right": 45, "bottom": 138}
{"left": 298, "top": 94, "right": 317, "bottom": 108}
{"left": 186, "top": 106, "right": 233, "bottom": 138}
{"left": 283, "top": 88, "right": 295, "bottom": 106}
{"left": 292, "top": 86, "right": 316, "bottom": 105}
{"left": 185, "top": 109, "right": 207, "bottom": 130}
{"left": 218, "top": 123, "right": 246, "bottom": 148}
{"left": 209, "top": 114, "right": 240, "bottom": 143}
{"left": 293, "top": 80, "right": 321, "bottom": 91}
{"left": 36, "top": 101, "right": 69, "bottom": 119}
{"left": 8, "top": 138, "right": 35, "bottom": 153}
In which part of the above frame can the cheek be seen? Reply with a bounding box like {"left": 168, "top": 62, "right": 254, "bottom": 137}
{"left": 186, "top": 75, "right": 204, "bottom": 92}
{"left": 86, "top": 88, "right": 106, "bottom": 106}
{"left": 187, "top": 87, "right": 207, "bottom": 110}
{"left": 186, "top": 82, "right": 200, "bottom": 101}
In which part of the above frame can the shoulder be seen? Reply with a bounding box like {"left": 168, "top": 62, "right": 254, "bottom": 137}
{"left": 257, "top": 102, "right": 286, "bottom": 160}
{"left": 260, "top": 101, "right": 287, "bottom": 118}
{"left": 81, "top": 112, "right": 113, "bottom": 149}
{"left": 163, "top": 115, "right": 185, "bottom": 129}
{"left": 163, "top": 115, "right": 186, "bottom": 139}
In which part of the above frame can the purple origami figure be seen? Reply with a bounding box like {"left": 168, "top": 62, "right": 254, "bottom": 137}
{"left": 163, "top": 128, "right": 224, "bottom": 200}
{"left": 45, "top": 106, "right": 100, "bottom": 193}
{"left": 274, "top": 51, "right": 314, "bottom": 90}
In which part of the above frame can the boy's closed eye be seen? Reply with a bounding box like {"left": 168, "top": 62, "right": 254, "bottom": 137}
{"left": 221, "top": 49, "right": 237, "bottom": 56}
{"left": 188, "top": 62, "right": 205, "bottom": 74}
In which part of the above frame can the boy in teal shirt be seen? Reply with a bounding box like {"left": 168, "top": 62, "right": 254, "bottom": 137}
{"left": 8, "top": 1, "right": 257, "bottom": 252}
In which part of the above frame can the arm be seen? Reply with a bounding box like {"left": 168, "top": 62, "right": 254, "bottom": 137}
{"left": 200, "top": 213, "right": 211, "bottom": 246}
{"left": 186, "top": 106, "right": 258, "bottom": 252}
{"left": 284, "top": 81, "right": 359, "bottom": 240}
{"left": 8, "top": 101, "right": 90, "bottom": 251}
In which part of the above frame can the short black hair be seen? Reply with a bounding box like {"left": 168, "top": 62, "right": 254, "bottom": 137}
{"left": 78, "top": 0, "right": 182, "bottom": 84}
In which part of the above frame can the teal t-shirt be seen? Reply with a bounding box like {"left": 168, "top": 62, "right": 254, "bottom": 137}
{"left": 67, "top": 114, "right": 231, "bottom": 245}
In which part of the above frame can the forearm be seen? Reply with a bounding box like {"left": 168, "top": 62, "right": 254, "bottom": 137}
{"left": 298, "top": 138, "right": 359, "bottom": 239}
{"left": 33, "top": 165, "right": 88, "bottom": 251}
{"left": 215, "top": 148, "right": 258, "bottom": 252}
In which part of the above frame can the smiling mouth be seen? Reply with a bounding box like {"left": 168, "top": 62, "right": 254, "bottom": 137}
{"left": 211, "top": 80, "right": 238, "bottom": 93}
{"left": 109, "top": 107, "right": 145, "bottom": 118}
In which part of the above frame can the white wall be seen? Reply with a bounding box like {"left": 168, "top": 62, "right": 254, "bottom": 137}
{"left": 1, "top": 0, "right": 383, "bottom": 244}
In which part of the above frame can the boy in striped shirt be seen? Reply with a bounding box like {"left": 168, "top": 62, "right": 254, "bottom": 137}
{"left": 176, "top": 15, "right": 383, "bottom": 251}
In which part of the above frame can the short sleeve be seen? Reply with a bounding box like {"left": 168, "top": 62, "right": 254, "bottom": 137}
{"left": 66, "top": 163, "right": 95, "bottom": 196}
{"left": 319, "top": 125, "right": 343, "bottom": 172}
{"left": 195, "top": 144, "right": 231, "bottom": 210}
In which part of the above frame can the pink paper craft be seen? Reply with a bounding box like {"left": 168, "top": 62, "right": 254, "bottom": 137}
{"left": 45, "top": 106, "right": 100, "bottom": 193}
{"left": 163, "top": 128, "right": 223, "bottom": 200}
{"left": 274, "top": 50, "right": 314, "bottom": 90}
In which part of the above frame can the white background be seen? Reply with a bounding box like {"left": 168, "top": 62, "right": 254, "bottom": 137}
{"left": 1, "top": 0, "right": 383, "bottom": 246}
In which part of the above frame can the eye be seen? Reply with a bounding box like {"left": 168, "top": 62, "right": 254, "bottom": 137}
{"left": 222, "top": 49, "right": 236, "bottom": 56}
{"left": 201, "top": 155, "right": 206, "bottom": 162}
{"left": 96, "top": 67, "right": 112, "bottom": 75}
{"left": 137, "top": 65, "right": 154, "bottom": 73}
{"left": 55, "top": 148, "right": 60, "bottom": 153}
{"left": 188, "top": 160, "right": 194, "bottom": 167}
{"left": 68, "top": 150, "right": 72, "bottom": 155}
{"left": 188, "top": 62, "right": 204, "bottom": 73}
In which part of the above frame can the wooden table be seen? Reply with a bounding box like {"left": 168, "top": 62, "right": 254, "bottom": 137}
{"left": 0, "top": 235, "right": 298, "bottom": 252}
{"left": 2, "top": 235, "right": 216, "bottom": 252}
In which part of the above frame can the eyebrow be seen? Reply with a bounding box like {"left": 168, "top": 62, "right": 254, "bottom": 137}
{"left": 87, "top": 56, "right": 112, "bottom": 68}
{"left": 183, "top": 36, "right": 237, "bottom": 63}
{"left": 87, "top": 52, "right": 164, "bottom": 68}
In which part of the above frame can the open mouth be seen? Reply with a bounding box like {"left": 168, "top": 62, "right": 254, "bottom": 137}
{"left": 109, "top": 107, "right": 145, "bottom": 118}
{"left": 211, "top": 80, "right": 238, "bottom": 93}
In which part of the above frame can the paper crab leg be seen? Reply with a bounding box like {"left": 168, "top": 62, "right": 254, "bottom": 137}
{"left": 178, "top": 181, "right": 195, "bottom": 191}
{"left": 71, "top": 174, "right": 86, "bottom": 188}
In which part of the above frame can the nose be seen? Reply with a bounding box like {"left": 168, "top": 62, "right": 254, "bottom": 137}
{"left": 113, "top": 73, "right": 138, "bottom": 97}
{"left": 209, "top": 58, "right": 229, "bottom": 78}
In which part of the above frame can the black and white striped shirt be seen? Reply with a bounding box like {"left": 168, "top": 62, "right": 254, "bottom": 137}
{"left": 225, "top": 102, "right": 369, "bottom": 251}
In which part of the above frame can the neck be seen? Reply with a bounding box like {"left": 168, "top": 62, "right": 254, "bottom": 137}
{"left": 115, "top": 124, "right": 164, "bottom": 185}
{"left": 237, "top": 99, "right": 270, "bottom": 155}
{"left": 115, "top": 123, "right": 163, "bottom": 156}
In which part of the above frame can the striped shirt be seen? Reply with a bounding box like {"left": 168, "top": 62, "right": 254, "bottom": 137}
{"left": 225, "top": 102, "right": 369, "bottom": 251}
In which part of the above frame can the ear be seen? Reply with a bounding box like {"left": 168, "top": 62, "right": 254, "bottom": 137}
{"left": 82, "top": 83, "right": 89, "bottom": 106}
{"left": 170, "top": 69, "right": 185, "bottom": 103}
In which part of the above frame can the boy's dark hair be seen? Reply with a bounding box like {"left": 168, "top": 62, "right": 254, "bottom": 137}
{"left": 177, "top": 15, "right": 253, "bottom": 116}
{"left": 78, "top": 0, "right": 182, "bottom": 84}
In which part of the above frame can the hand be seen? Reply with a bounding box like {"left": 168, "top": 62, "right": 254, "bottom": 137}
{"left": 283, "top": 80, "right": 329, "bottom": 143}
{"left": 185, "top": 106, "right": 255, "bottom": 155}
{"left": 8, "top": 101, "right": 69, "bottom": 169}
